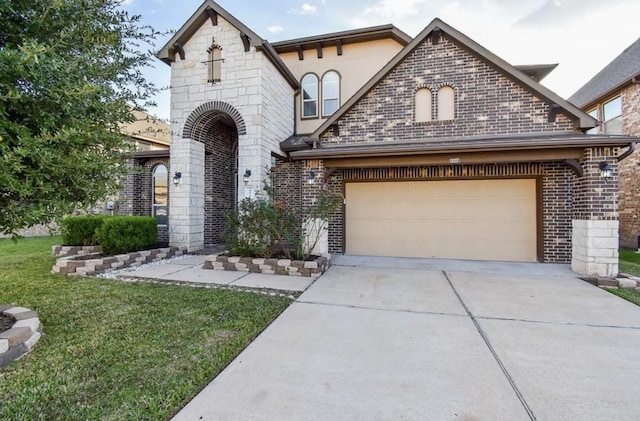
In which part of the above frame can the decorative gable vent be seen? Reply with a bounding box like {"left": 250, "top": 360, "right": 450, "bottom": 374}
{"left": 205, "top": 37, "right": 223, "bottom": 85}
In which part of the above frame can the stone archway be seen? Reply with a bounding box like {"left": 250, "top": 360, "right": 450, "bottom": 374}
{"left": 184, "top": 101, "right": 244, "bottom": 247}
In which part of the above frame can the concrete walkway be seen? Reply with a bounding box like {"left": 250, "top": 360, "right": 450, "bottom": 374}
{"left": 113, "top": 255, "right": 314, "bottom": 292}
{"left": 171, "top": 256, "right": 640, "bottom": 421}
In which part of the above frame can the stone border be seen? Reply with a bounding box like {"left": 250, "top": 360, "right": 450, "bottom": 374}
{"left": 204, "top": 255, "right": 330, "bottom": 277}
{"left": 52, "top": 247, "right": 187, "bottom": 276}
{"left": 582, "top": 273, "right": 640, "bottom": 289}
{"left": 52, "top": 245, "right": 101, "bottom": 257}
{"left": 0, "top": 305, "right": 42, "bottom": 369}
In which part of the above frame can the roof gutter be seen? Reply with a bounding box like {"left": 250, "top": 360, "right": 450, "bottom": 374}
{"left": 619, "top": 141, "right": 636, "bottom": 161}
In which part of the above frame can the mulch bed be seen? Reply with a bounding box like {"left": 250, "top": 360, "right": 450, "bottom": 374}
{"left": 0, "top": 313, "right": 14, "bottom": 334}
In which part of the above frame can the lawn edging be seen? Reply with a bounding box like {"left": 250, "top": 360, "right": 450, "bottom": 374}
{"left": 52, "top": 246, "right": 187, "bottom": 276}
{"left": 204, "top": 255, "right": 330, "bottom": 277}
{"left": 0, "top": 305, "right": 42, "bottom": 369}
{"left": 52, "top": 245, "right": 101, "bottom": 257}
{"left": 583, "top": 273, "right": 640, "bottom": 289}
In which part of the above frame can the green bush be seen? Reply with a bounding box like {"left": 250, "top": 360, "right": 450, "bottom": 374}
{"left": 95, "top": 216, "right": 157, "bottom": 255}
{"left": 60, "top": 215, "right": 110, "bottom": 246}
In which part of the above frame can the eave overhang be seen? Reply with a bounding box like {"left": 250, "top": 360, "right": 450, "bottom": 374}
{"left": 130, "top": 150, "right": 171, "bottom": 159}
{"left": 289, "top": 133, "right": 636, "bottom": 161}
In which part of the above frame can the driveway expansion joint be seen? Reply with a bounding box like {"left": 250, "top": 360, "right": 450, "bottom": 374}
{"left": 442, "top": 270, "right": 537, "bottom": 421}
{"left": 474, "top": 315, "right": 640, "bottom": 330}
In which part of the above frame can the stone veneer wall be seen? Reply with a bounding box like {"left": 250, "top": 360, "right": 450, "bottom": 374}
{"left": 619, "top": 83, "right": 640, "bottom": 248}
{"left": 168, "top": 14, "right": 293, "bottom": 251}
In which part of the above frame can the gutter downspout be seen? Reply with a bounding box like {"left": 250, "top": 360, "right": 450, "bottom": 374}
{"left": 619, "top": 142, "right": 636, "bottom": 161}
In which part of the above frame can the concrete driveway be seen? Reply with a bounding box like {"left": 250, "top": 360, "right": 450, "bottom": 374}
{"left": 173, "top": 257, "right": 640, "bottom": 421}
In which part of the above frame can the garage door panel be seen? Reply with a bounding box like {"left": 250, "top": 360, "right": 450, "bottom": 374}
{"left": 345, "top": 179, "right": 537, "bottom": 262}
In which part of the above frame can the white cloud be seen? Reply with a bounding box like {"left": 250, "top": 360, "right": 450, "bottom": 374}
{"left": 267, "top": 25, "right": 284, "bottom": 34}
{"left": 290, "top": 3, "right": 318, "bottom": 15}
{"left": 363, "top": 0, "right": 428, "bottom": 19}
{"left": 120, "top": 0, "right": 135, "bottom": 5}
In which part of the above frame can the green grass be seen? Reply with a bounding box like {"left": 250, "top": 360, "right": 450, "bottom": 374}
{"left": 608, "top": 248, "right": 640, "bottom": 306}
{"left": 0, "top": 236, "right": 291, "bottom": 420}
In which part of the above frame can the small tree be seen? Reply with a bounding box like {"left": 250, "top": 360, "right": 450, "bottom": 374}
{"left": 0, "top": 0, "right": 159, "bottom": 237}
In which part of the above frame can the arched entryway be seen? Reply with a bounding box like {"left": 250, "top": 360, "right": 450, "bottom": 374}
{"left": 183, "top": 101, "right": 245, "bottom": 248}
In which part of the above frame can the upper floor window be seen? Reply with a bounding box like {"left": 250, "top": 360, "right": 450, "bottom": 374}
{"left": 301, "top": 73, "right": 319, "bottom": 118}
{"left": 437, "top": 86, "right": 455, "bottom": 120}
{"left": 207, "top": 46, "right": 222, "bottom": 84}
{"left": 415, "top": 88, "right": 432, "bottom": 122}
{"left": 152, "top": 164, "right": 168, "bottom": 226}
{"left": 587, "top": 108, "right": 598, "bottom": 134}
{"left": 322, "top": 71, "right": 340, "bottom": 117}
{"left": 603, "top": 96, "right": 622, "bottom": 134}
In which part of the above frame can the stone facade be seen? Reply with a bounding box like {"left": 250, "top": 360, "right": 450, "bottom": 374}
{"left": 619, "top": 83, "right": 640, "bottom": 248}
{"left": 168, "top": 14, "right": 294, "bottom": 251}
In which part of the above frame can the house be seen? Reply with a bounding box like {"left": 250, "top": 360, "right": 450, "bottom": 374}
{"left": 569, "top": 38, "right": 640, "bottom": 250}
{"left": 151, "top": 0, "right": 636, "bottom": 277}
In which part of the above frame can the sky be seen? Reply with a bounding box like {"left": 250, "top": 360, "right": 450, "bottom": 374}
{"left": 121, "top": 0, "right": 640, "bottom": 121}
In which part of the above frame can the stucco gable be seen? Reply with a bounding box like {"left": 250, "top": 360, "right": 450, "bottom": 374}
{"left": 311, "top": 18, "right": 596, "bottom": 140}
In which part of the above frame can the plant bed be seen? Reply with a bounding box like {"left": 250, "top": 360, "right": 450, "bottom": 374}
{"left": 52, "top": 246, "right": 187, "bottom": 276}
{"left": 0, "top": 305, "right": 42, "bottom": 369}
{"left": 204, "top": 254, "right": 330, "bottom": 277}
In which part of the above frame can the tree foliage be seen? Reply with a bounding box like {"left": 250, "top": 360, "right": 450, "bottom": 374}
{"left": 0, "top": 0, "right": 159, "bottom": 236}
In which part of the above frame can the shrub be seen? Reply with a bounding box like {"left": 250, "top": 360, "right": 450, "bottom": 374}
{"left": 95, "top": 216, "right": 157, "bottom": 255}
{"left": 60, "top": 215, "right": 110, "bottom": 246}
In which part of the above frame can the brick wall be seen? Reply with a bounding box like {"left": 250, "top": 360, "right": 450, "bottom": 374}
{"left": 294, "top": 162, "right": 574, "bottom": 263}
{"left": 319, "top": 34, "right": 576, "bottom": 144}
{"left": 573, "top": 147, "right": 619, "bottom": 221}
{"left": 620, "top": 83, "right": 640, "bottom": 248}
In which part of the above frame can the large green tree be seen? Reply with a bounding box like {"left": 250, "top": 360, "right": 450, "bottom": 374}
{"left": 0, "top": 0, "right": 158, "bottom": 236}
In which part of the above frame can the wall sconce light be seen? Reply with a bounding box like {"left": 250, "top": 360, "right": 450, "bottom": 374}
{"left": 173, "top": 172, "right": 182, "bottom": 185}
{"left": 243, "top": 169, "right": 252, "bottom": 184}
{"left": 307, "top": 170, "right": 316, "bottom": 185}
{"left": 599, "top": 161, "right": 612, "bottom": 180}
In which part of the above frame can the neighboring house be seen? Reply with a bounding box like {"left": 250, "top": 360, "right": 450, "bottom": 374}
{"left": 151, "top": 0, "right": 636, "bottom": 277}
{"left": 569, "top": 38, "right": 640, "bottom": 250}
{"left": 117, "top": 110, "right": 172, "bottom": 243}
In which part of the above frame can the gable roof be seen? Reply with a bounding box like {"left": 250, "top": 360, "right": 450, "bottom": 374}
{"left": 271, "top": 24, "right": 412, "bottom": 53}
{"left": 310, "top": 18, "right": 596, "bottom": 140}
{"left": 569, "top": 37, "right": 640, "bottom": 108}
{"left": 156, "top": 0, "right": 298, "bottom": 90}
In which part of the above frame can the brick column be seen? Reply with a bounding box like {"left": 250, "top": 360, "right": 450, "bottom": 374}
{"left": 572, "top": 147, "right": 619, "bottom": 277}
{"left": 302, "top": 160, "right": 329, "bottom": 256}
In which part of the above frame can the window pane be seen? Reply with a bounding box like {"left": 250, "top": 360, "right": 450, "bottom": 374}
{"left": 587, "top": 108, "right": 598, "bottom": 134}
{"left": 604, "top": 116, "right": 623, "bottom": 134}
{"left": 302, "top": 75, "right": 318, "bottom": 100}
{"left": 153, "top": 165, "right": 168, "bottom": 206}
{"left": 303, "top": 101, "right": 317, "bottom": 117}
{"left": 323, "top": 99, "right": 339, "bottom": 116}
{"left": 154, "top": 205, "right": 168, "bottom": 226}
{"left": 603, "top": 97, "right": 621, "bottom": 120}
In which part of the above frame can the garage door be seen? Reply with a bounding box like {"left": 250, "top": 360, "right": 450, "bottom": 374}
{"left": 345, "top": 179, "right": 538, "bottom": 262}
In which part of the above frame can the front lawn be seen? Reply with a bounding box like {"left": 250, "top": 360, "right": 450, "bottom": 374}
{"left": 0, "top": 236, "right": 291, "bottom": 420}
{"left": 608, "top": 248, "right": 640, "bottom": 306}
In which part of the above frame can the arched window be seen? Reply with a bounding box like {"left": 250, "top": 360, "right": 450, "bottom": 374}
{"left": 301, "top": 73, "right": 319, "bottom": 118}
{"left": 208, "top": 47, "right": 222, "bottom": 84}
{"left": 415, "top": 88, "right": 432, "bottom": 122}
{"left": 152, "top": 165, "right": 168, "bottom": 225}
{"left": 322, "top": 71, "right": 340, "bottom": 117}
{"left": 437, "top": 86, "right": 455, "bottom": 120}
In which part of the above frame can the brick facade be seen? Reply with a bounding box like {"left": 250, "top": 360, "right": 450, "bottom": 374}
{"left": 619, "top": 83, "right": 640, "bottom": 248}
{"left": 320, "top": 35, "right": 575, "bottom": 145}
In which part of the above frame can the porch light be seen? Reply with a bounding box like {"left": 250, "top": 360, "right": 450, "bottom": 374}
{"left": 307, "top": 171, "right": 316, "bottom": 185}
{"left": 243, "top": 169, "right": 252, "bottom": 184}
{"left": 599, "top": 161, "right": 612, "bottom": 180}
{"left": 172, "top": 172, "right": 182, "bottom": 185}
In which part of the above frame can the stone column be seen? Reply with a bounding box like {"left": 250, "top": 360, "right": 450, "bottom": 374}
{"left": 571, "top": 147, "right": 619, "bottom": 277}
{"left": 169, "top": 139, "right": 205, "bottom": 252}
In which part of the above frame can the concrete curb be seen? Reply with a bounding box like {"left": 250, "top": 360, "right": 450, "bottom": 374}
{"left": 0, "top": 305, "right": 42, "bottom": 369}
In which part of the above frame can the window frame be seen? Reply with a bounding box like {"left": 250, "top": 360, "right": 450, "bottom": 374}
{"left": 152, "top": 164, "right": 168, "bottom": 226}
{"left": 301, "top": 73, "right": 319, "bottom": 119}
{"left": 321, "top": 70, "right": 341, "bottom": 117}
{"left": 602, "top": 95, "right": 622, "bottom": 134}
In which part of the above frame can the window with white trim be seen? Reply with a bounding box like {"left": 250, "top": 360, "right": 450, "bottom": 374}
{"left": 301, "top": 74, "right": 319, "bottom": 118}
{"left": 415, "top": 88, "right": 432, "bottom": 122}
{"left": 587, "top": 108, "right": 598, "bottom": 134}
{"left": 322, "top": 71, "right": 340, "bottom": 117}
{"left": 152, "top": 165, "right": 168, "bottom": 226}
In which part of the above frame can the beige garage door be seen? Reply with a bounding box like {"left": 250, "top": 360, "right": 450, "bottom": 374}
{"left": 345, "top": 179, "right": 538, "bottom": 262}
